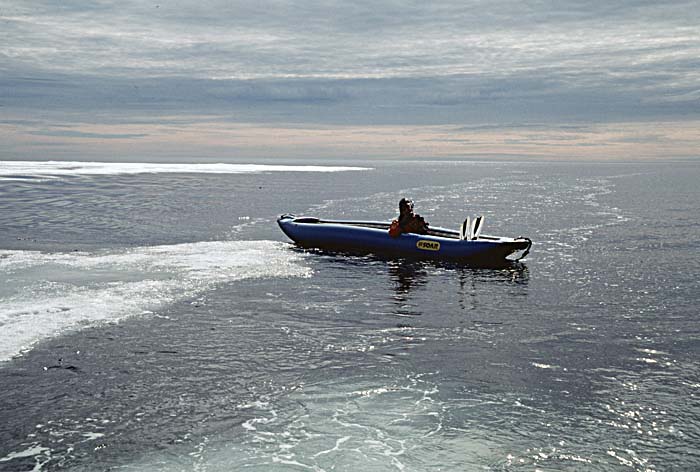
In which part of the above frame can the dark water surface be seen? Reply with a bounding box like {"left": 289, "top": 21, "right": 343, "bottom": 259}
{"left": 1, "top": 160, "right": 699, "bottom": 471}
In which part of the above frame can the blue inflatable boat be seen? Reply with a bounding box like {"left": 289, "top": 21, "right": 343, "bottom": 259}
{"left": 278, "top": 214, "right": 531, "bottom": 263}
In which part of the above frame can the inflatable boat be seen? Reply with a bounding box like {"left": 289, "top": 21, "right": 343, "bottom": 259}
{"left": 278, "top": 214, "right": 531, "bottom": 263}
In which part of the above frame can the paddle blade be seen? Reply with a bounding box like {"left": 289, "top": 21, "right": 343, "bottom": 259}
{"left": 471, "top": 215, "right": 484, "bottom": 240}
{"left": 460, "top": 217, "right": 470, "bottom": 240}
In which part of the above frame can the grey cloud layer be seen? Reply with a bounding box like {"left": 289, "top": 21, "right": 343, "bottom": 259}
{"left": 2, "top": 72, "right": 696, "bottom": 127}
{"left": 1, "top": 0, "right": 699, "bottom": 126}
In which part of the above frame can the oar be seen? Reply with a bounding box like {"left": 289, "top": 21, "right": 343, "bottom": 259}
{"left": 460, "top": 216, "right": 470, "bottom": 240}
{"left": 471, "top": 215, "right": 484, "bottom": 240}
{"left": 285, "top": 214, "right": 466, "bottom": 239}
{"left": 290, "top": 216, "right": 391, "bottom": 228}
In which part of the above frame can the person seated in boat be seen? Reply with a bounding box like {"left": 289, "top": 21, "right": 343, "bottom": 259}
{"left": 389, "top": 198, "right": 429, "bottom": 237}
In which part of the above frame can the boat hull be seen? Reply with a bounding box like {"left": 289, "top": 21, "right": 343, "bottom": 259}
{"left": 277, "top": 215, "right": 531, "bottom": 263}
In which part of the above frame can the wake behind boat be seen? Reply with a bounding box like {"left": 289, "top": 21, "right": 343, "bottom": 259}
{"left": 277, "top": 214, "right": 532, "bottom": 263}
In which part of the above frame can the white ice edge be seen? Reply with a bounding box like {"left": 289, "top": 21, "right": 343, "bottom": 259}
{"left": 0, "top": 161, "right": 372, "bottom": 178}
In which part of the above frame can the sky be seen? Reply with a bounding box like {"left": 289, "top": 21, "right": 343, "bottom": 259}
{"left": 1, "top": 0, "right": 699, "bottom": 161}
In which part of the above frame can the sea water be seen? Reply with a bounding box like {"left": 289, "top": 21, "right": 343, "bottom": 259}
{"left": 0, "top": 159, "right": 698, "bottom": 471}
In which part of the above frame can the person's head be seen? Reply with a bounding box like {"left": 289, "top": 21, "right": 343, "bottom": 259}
{"left": 399, "top": 198, "right": 414, "bottom": 214}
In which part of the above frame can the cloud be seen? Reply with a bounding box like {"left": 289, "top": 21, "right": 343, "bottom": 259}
{"left": 2, "top": 71, "right": 696, "bottom": 127}
{"left": 1, "top": 0, "right": 699, "bottom": 159}
{"left": 28, "top": 130, "right": 148, "bottom": 139}
{"left": 4, "top": 1, "right": 699, "bottom": 82}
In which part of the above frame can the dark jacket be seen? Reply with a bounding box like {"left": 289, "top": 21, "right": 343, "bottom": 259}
{"left": 399, "top": 212, "right": 429, "bottom": 234}
{"left": 389, "top": 211, "right": 429, "bottom": 237}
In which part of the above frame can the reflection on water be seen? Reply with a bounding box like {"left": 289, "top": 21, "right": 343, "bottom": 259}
{"left": 388, "top": 261, "right": 428, "bottom": 300}
{"left": 388, "top": 261, "right": 429, "bottom": 318}
{"left": 385, "top": 258, "right": 529, "bottom": 319}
